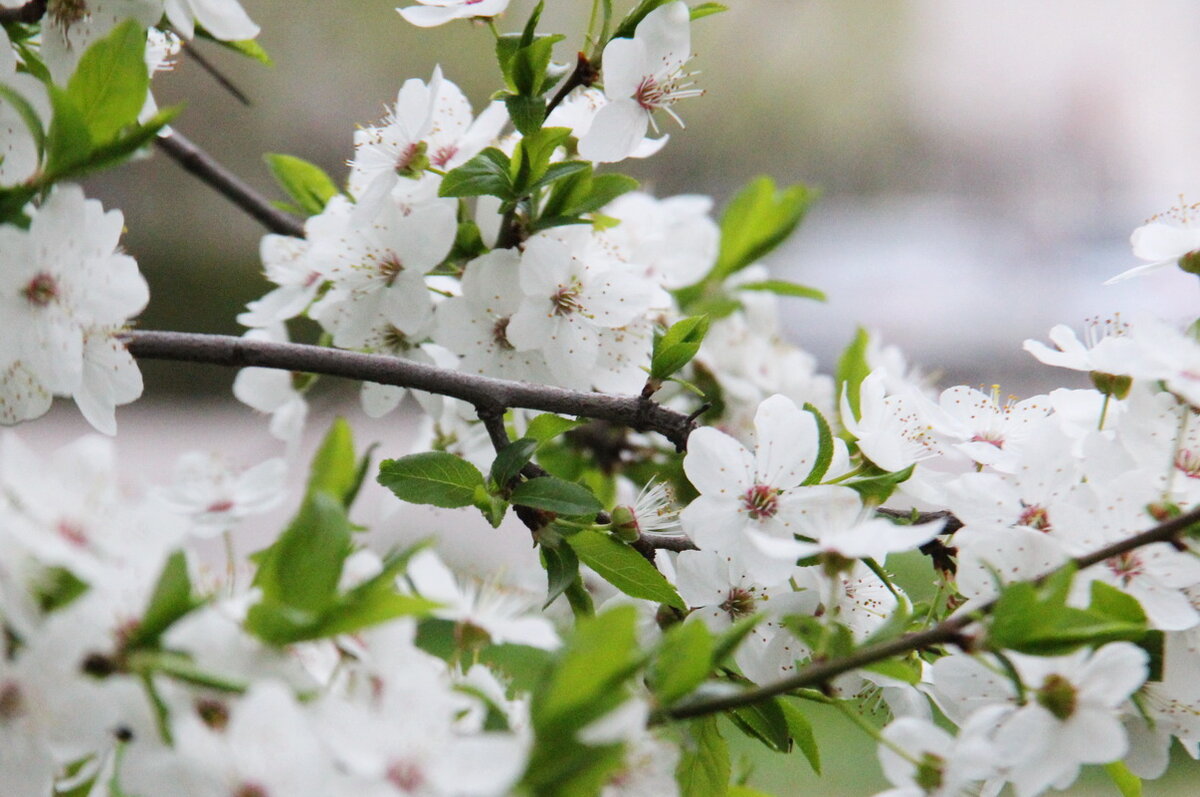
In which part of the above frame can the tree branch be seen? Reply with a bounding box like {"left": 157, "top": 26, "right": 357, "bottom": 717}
{"left": 0, "top": 0, "right": 46, "bottom": 24}
{"left": 123, "top": 330, "right": 697, "bottom": 449}
{"left": 663, "top": 503, "right": 1200, "bottom": 721}
{"left": 154, "top": 130, "right": 305, "bottom": 238}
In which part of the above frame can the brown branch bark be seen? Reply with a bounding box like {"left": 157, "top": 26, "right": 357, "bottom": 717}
{"left": 155, "top": 130, "right": 305, "bottom": 238}
{"left": 123, "top": 330, "right": 697, "bottom": 449}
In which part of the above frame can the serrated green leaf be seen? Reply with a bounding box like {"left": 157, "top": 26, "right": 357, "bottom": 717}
{"left": 651, "top": 314, "right": 710, "bottom": 380}
{"left": 690, "top": 2, "right": 728, "bottom": 20}
{"left": 378, "top": 452, "right": 487, "bottom": 509}
{"left": 125, "top": 551, "right": 199, "bottom": 650}
{"left": 250, "top": 492, "right": 352, "bottom": 612}
{"left": 843, "top": 463, "right": 914, "bottom": 505}
{"left": 737, "top": 279, "right": 826, "bottom": 302}
{"left": 511, "top": 126, "right": 572, "bottom": 192}
{"left": 1089, "top": 580, "right": 1149, "bottom": 625}
{"left": 528, "top": 160, "right": 591, "bottom": 194}
{"left": 66, "top": 19, "right": 148, "bottom": 144}
{"left": 540, "top": 541, "right": 581, "bottom": 609}
{"left": 510, "top": 476, "right": 602, "bottom": 516}
{"left": 677, "top": 715, "right": 730, "bottom": 797}
{"left": 511, "top": 34, "right": 564, "bottom": 97}
{"left": 836, "top": 326, "right": 871, "bottom": 425}
{"left": 0, "top": 82, "right": 45, "bottom": 163}
{"left": 264, "top": 153, "right": 339, "bottom": 216}
{"left": 505, "top": 92, "right": 547, "bottom": 137}
{"left": 565, "top": 529, "right": 686, "bottom": 609}
{"left": 713, "top": 176, "right": 813, "bottom": 280}
{"left": 534, "top": 605, "right": 642, "bottom": 730}
{"left": 525, "top": 413, "right": 588, "bottom": 444}
{"left": 652, "top": 620, "right": 714, "bottom": 704}
{"left": 491, "top": 437, "right": 539, "bottom": 488}
{"left": 439, "top": 147, "right": 514, "bottom": 199}
{"left": 800, "top": 402, "right": 834, "bottom": 485}
{"left": 729, "top": 697, "right": 791, "bottom": 753}
{"left": 306, "top": 417, "right": 357, "bottom": 504}
{"left": 44, "top": 85, "right": 91, "bottom": 176}
{"left": 781, "top": 699, "right": 821, "bottom": 774}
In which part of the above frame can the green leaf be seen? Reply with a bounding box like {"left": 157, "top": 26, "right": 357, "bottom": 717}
{"left": 800, "top": 403, "right": 834, "bottom": 485}
{"left": 264, "top": 153, "right": 339, "bottom": 216}
{"left": 125, "top": 551, "right": 200, "bottom": 650}
{"left": 677, "top": 715, "right": 731, "bottom": 797}
{"left": 505, "top": 93, "right": 547, "bottom": 137}
{"left": 44, "top": 85, "right": 92, "bottom": 176}
{"left": 711, "top": 614, "right": 761, "bottom": 666}
{"left": 378, "top": 452, "right": 487, "bottom": 509}
{"left": 651, "top": 620, "right": 714, "bottom": 704}
{"left": 510, "top": 476, "right": 602, "bottom": 516}
{"left": 48, "top": 104, "right": 180, "bottom": 181}
{"left": 0, "top": 82, "right": 45, "bottom": 163}
{"left": 215, "top": 37, "right": 272, "bottom": 65}
{"left": 781, "top": 699, "right": 821, "bottom": 774}
{"left": 564, "top": 529, "right": 686, "bottom": 609}
{"left": 511, "top": 126, "right": 573, "bottom": 192}
{"left": 525, "top": 413, "right": 587, "bottom": 444}
{"left": 836, "top": 326, "right": 871, "bottom": 425}
{"left": 988, "top": 566, "right": 1149, "bottom": 655}
{"left": 843, "top": 463, "right": 914, "bottom": 505}
{"left": 306, "top": 417, "right": 357, "bottom": 505}
{"left": 0, "top": 184, "right": 37, "bottom": 226}
{"left": 861, "top": 657, "right": 921, "bottom": 685}
{"left": 511, "top": 34, "right": 564, "bottom": 97}
{"left": 33, "top": 566, "right": 89, "bottom": 613}
{"left": 737, "top": 279, "right": 826, "bottom": 302}
{"left": 491, "top": 437, "right": 539, "bottom": 488}
{"left": 439, "top": 147, "right": 514, "bottom": 199}
{"left": 527, "top": 160, "right": 591, "bottom": 195}
{"left": 250, "top": 492, "right": 352, "bottom": 613}
{"left": 690, "top": 2, "right": 728, "bottom": 20}
{"left": 1104, "top": 761, "right": 1143, "bottom": 797}
{"left": 612, "top": 0, "right": 675, "bottom": 41}
{"left": 713, "top": 176, "right": 813, "bottom": 280}
{"left": 540, "top": 540, "right": 581, "bottom": 609}
{"left": 534, "top": 605, "right": 642, "bottom": 731}
{"left": 65, "top": 19, "right": 148, "bottom": 145}
{"left": 729, "top": 697, "right": 791, "bottom": 753}
{"left": 650, "top": 314, "right": 710, "bottom": 381}
{"left": 346, "top": 442, "right": 379, "bottom": 512}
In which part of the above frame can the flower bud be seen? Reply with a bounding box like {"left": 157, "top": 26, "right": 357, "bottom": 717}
{"left": 610, "top": 504, "right": 641, "bottom": 543}
{"left": 1089, "top": 371, "right": 1132, "bottom": 399}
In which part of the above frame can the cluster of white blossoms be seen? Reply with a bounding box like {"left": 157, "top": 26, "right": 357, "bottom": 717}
{"left": 9, "top": 0, "right": 1200, "bottom": 795}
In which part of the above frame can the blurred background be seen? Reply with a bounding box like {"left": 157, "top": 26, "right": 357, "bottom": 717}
{"left": 27, "top": 2, "right": 1200, "bottom": 793}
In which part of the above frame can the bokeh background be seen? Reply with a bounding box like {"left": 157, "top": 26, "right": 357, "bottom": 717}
{"left": 27, "top": 1, "right": 1200, "bottom": 793}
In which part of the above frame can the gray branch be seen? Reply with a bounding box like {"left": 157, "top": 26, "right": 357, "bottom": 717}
{"left": 123, "top": 330, "right": 697, "bottom": 449}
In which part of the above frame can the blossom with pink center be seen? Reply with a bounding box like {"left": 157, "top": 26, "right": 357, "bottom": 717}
{"left": 578, "top": 2, "right": 702, "bottom": 163}
{"left": 157, "top": 452, "right": 287, "bottom": 539}
{"left": 679, "top": 394, "right": 834, "bottom": 584}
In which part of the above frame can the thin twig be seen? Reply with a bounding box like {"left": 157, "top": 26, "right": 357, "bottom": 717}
{"left": 545, "top": 52, "right": 598, "bottom": 116}
{"left": 123, "top": 330, "right": 697, "bottom": 449}
{"left": 663, "top": 503, "right": 1200, "bottom": 721}
{"left": 0, "top": 0, "right": 45, "bottom": 24}
{"left": 181, "top": 42, "right": 252, "bottom": 107}
{"left": 154, "top": 131, "right": 305, "bottom": 238}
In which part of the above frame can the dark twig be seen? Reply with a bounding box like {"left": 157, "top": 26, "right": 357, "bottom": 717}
{"left": 124, "top": 330, "right": 698, "bottom": 449}
{"left": 154, "top": 131, "right": 305, "bottom": 238}
{"left": 876, "top": 508, "right": 964, "bottom": 536}
{"left": 545, "top": 52, "right": 598, "bottom": 116}
{"left": 664, "top": 503, "right": 1200, "bottom": 721}
{"left": 0, "top": 0, "right": 46, "bottom": 24}
{"left": 181, "top": 41, "right": 252, "bottom": 106}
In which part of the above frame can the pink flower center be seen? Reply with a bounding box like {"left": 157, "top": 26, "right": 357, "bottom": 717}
{"left": 431, "top": 144, "right": 459, "bottom": 168}
{"left": 1176, "top": 449, "right": 1200, "bottom": 479}
{"left": 206, "top": 499, "right": 235, "bottom": 514}
{"left": 492, "top": 317, "right": 515, "bottom": 350}
{"left": 1107, "top": 552, "right": 1144, "bottom": 586}
{"left": 380, "top": 254, "right": 405, "bottom": 287}
{"left": 0, "top": 682, "right": 24, "bottom": 722}
{"left": 1017, "top": 503, "right": 1052, "bottom": 532}
{"left": 720, "top": 587, "right": 757, "bottom": 620}
{"left": 386, "top": 761, "right": 427, "bottom": 792}
{"left": 22, "top": 273, "right": 59, "bottom": 307}
{"left": 551, "top": 281, "right": 584, "bottom": 316}
{"left": 970, "top": 431, "right": 1004, "bottom": 449}
{"left": 195, "top": 697, "right": 230, "bottom": 731}
{"left": 234, "top": 784, "right": 269, "bottom": 797}
{"left": 741, "top": 484, "right": 780, "bottom": 520}
{"left": 57, "top": 520, "right": 88, "bottom": 548}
